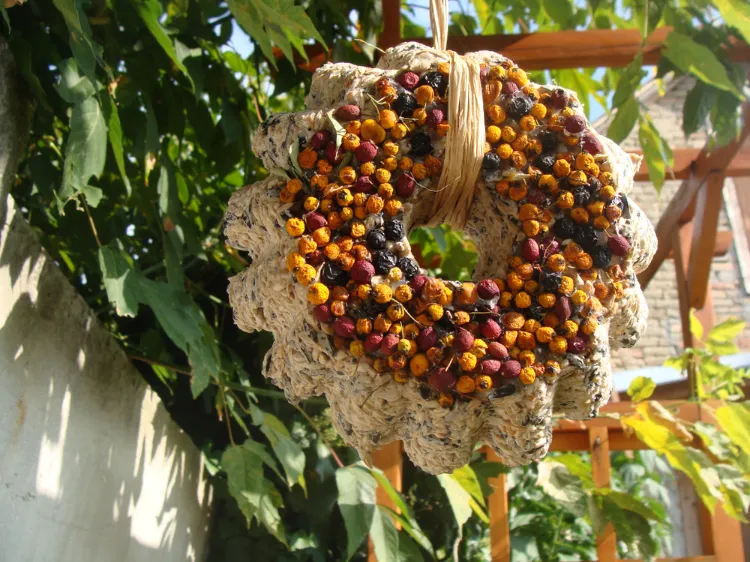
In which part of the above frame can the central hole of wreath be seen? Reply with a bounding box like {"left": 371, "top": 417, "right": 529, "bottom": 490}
{"left": 409, "top": 226, "right": 477, "bottom": 282}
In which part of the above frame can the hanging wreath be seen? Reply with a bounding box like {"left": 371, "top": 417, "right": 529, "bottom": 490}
{"left": 224, "top": 2, "right": 656, "bottom": 474}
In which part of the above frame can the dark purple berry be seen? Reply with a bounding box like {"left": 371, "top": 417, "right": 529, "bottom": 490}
{"left": 392, "top": 92, "right": 418, "bottom": 117}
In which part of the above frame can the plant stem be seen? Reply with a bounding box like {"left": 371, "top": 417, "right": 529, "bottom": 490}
{"left": 293, "top": 403, "right": 344, "bottom": 469}
{"left": 81, "top": 194, "right": 102, "bottom": 248}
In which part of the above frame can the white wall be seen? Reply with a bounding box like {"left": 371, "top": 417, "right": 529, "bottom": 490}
{"left": 0, "top": 195, "right": 213, "bottom": 561}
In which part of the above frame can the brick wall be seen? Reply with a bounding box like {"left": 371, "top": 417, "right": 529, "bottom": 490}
{"left": 594, "top": 76, "right": 750, "bottom": 371}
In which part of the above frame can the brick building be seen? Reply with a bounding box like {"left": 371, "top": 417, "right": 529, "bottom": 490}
{"left": 593, "top": 76, "right": 750, "bottom": 372}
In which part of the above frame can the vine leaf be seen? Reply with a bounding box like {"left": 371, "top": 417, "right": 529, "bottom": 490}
{"left": 226, "top": 0, "right": 327, "bottom": 70}
{"left": 662, "top": 31, "right": 744, "bottom": 99}
{"left": 437, "top": 473, "right": 474, "bottom": 528}
{"left": 130, "top": 0, "right": 195, "bottom": 90}
{"left": 335, "top": 465, "right": 377, "bottom": 561}
{"left": 222, "top": 440, "right": 288, "bottom": 545}
{"left": 627, "top": 376, "right": 656, "bottom": 403}
{"left": 607, "top": 97, "right": 639, "bottom": 144}
{"left": 713, "top": 0, "right": 750, "bottom": 44}
{"left": 98, "top": 242, "right": 139, "bottom": 317}
{"left": 51, "top": 0, "right": 105, "bottom": 81}
{"left": 638, "top": 113, "right": 673, "bottom": 194}
{"left": 715, "top": 402, "right": 750, "bottom": 453}
{"left": 249, "top": 404, "right": 307, "bottom": 493}
{"left": 707, "top": 317, "right": 746, "bottom": 343}
{"left": 102, "top": 96, "right": 132, "bottom": 195}
{"left": 682, "top": 81, "right": 715, "bottom": 140}
{"left": 327, "top": 109, "right": 346, "bottom": 151}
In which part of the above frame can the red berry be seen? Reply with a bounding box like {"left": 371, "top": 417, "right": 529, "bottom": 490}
{"left": 488, "top": 342, "right": 509, "bottom": 360}
{"left": 477, "top": 279, "right": 500, "bottom": 300}
{"left": 540, "top": 237, "right": 560, "bottom": 257}
{"left": 364, "top": 332, "right": 384, "bottom": 353}
{"left": 306, "top": 250, "right": 324, "bottom": 266}
{"left": 581, "top": 133, "right": 603, "bottom": 155}
{"left": 428, "top": 367, "right": 456, "bottom": 393}
{"left": 522, "top": 238, "right": 540, "bottom": 262}
{"left": 354, "top": 176, "right": 375, "bottom": 194}
{"left": 410, "top": 275, "right": 428, "bottom": 294}
{"left": 380, "top": 333, "right": 400, "bottom": 356}
{"left": 350, "top": 260, "right": 375, "bottom": 283}
{"left": 333, "top": 316, "right": 356, "bottom": 339}
{"left": 548, "top": 89, "right": 567, "bottom": 110}
{"left": 396, "top": 172, "right": 416, "bottom": 198}
{"left": 397, "top": 72, "right": 420, "bottom": 90}
{"left": 454, "top": 327, "right": 475, "bottom": 352}
{"left": 479, "top": 67, "right": 489, "bottom": 82}
{"left": 480, "top": 319, "right": 502, "bottom": 340}
{"left": 608, "top": 235, "right": 630, "bottom": 256}
{"left": 569, "top": 336, "right": 587, "bottom": 354}
{"left": 335, "top": 105, "right": 361, "bottom": 121}
{"left": 355, "top": 141, "right": 378, "bottom": 162}
{"left": 555, "top": 297, "right": 572, "bottom": 322}
{"left": 500, "top": 359, "right": 521, "bottom": 378}
{"left": 325, "top": 142, "right": 344, "bottom": 163}
{"left": 481, "top": 359, "right": 502, "bottom": 375}
{"left": 306, "top": 211, "right": 328, "bottom": 231}
{"left": 426, "top": 108, "right": 445, "bottom": 129}
{"left": 526, "top": 189, "right": 547, "bottom": 206}
{"left": 564, "top": 114, "right": 586, "bottom": 135}
{"left": 314, "top": 304, "right": 332, "bottom": 323}
{"left": 310, "top": 130, "right": 330, "bottom": 150}
{"left": 502, "top": 81, "right": 519, "bottom": 96}
{"left": 417, "top": 326, "right": 438, "bottom": 351}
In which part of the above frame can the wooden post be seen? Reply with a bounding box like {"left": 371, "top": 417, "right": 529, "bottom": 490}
{"left": 368, "top": 441, "right": 403, "bottom": 562}
{"left": 485, "top": 450, "right": 511, "bottom": 562}
{"left": 590, "top": 427, "right": 617, "bottom": 562}
{"left": 378, "top": 0, "right": 402, "bottom": 50}
{"left": 687, "top": 173, "right": 725, "bottom": 309}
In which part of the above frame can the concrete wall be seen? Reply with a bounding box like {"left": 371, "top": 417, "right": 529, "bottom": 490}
{"left": 0, "top": 36, "right": 212, "bottom": 562}
{"left": 594, "top": 76, "right": 750, "bottom": 371}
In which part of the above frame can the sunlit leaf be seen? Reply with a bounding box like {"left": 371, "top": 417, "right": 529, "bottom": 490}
{"left": 607, "top": 97, "right": 639, "bottom": 143}
{"left": 438, "top": 473, "right": 473, "bottom": 528}
{"left": 336, "top": 465, "right": 377, "bottom": 560}
{"left": 102, "top": 96, "right": 131, "bottom": 195}
{"left": 627, "top": 376, "right": 657, "bottom": 402}
{"left": 638, "top": 113, "right": 673, "bottom": 194}
{"left": 708, "top": 318, "right": 746, "bottom": 342}
{"left": 249, "top": 404, "right": 307, "bottom": 492}
{"left": 536, "top": 460, "right": 588, "bottom": 515}
{"left": 706, "top": 338, "right": 740, "bottom": 356}
{"left": 713, "top": 0, "right": 750, "bottom": 44}
{"left": 98, "top": 242, "right": 139, "bottom": 317}
{"left": 683, "top": 81, "right": 716, "bottom": 139}
{"left": 715, "top": 402, "right": 750, "bottom": 453}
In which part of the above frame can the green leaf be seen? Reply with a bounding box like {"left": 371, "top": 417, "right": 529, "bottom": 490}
{"left": 690, "top": 309, "right": 705, "bottom": 340}
{"left": 1, "top": 7, "right": 9, "bottom": 32}
{"left": 451, "top": 465, "right": 487, "bottom": 508}
{"left": 662, "top": 31, "right": 743, "bottom": 98}
{"left": 612, "top": 54, "right": 645, "bottom": 108}
{"left": 708, "top": 318, "right": 745, "bottom": 342}
{"left": 543, "top": 0, "right": 575, "bottom": 27}
{"left": 607, "top": 97, "right": 639, "bottom": 143}
{"left": 600, "top": 497, "right": 658, "bottom": 560}
{"left": 326, "top": 110, "right": 346, "bottom": 151}
{"left": 51, "top": 0, "right": 104, "bottom": 81}
{"left": 554, "top": 453, "right": 595, "bottom": 489}
{"left": 9, "top": 38, "right": 52, "bottom": 112}
{"left": 222, "top": 440, "right": 287, "bottom": 545}
{"left": 437, "top": 473, "right": 473, "bottom": 528}
{"left": 382, "top": 507, "right": 434, "bottom": 556}
{"left": 715, "top": 402, "right": 750, "bottom": 453}
{"left": 102, "top": 96, "right": 131, "bottom": 195}
{"left": 370, "top": 505, "right": 400, "bottom": 562}
{"left": 693, "top": 421, "right": 736, "bottom": 461}
{"left": 249, "top": 404, "right": 307, "bottom": 492}
{"left": 98, "top": 242, "right": 139, "bottom": 317}
{"left": 714, "top": 463, "right": 750, "bottom": 521}
{"left": 706, "top": 338, "right": 740, "bottom": 356}
{"left": 511, "top": 536, "right": 540, "bottom": 562}
{"left": 129, "top": 0, "right": 194, "bottom": 90}
{"left": 226, "top": 0, "right": 327, "bottom": 70}
{"left": 58, "top": 96, "right": 107, "bottom": 211}
{"left": 683, "top": 81, "right": 716, "bottom": 139}
{"left": 594, "top": 489, "right": 663, "bottom": 521}
{"left": 536, "top": 460, "right": 588, "bottom": 516}
{"left": 336, "top": 465, "right": 377, "bottom": 560}
{"left": 627, "top": 376, "right": 657, "bottom": 402}
{"left": 638, "top": 113, "right": 673, "bottom": 194}
{"left": 471, "top": 0, "right": 503, "bottom": 34}
{"left": 56, "top": 58, "right": 98, "bottom": 103}
{"left": 713, "top": 0, "right": 750, "bottom": 44}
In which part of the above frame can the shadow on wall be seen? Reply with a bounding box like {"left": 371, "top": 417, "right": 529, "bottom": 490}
{"left": 0, "top": 196, "right": 212, "bottom": 562}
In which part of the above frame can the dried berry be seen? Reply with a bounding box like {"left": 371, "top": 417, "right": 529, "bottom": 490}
{"left": 410, "top": 275, "right": 428, "bottom": 294}
{"left": 591, "top": 246, "right": 612, "bottom": 269}
{"left": 396, "top": 172, "right": 416, "bottom": 198}
{"left": 480, "top": 319, "right": 502, "bottom": 340}
{"left": 548, "top": 88, "right": 567, "bottom": 109}
{"left": 491, "top": 384, "right": 516, "bottom": 398}
{"left": 574, "top": 224, "right": 599, "bottom": 251}
{"left": 487, "top": 342, "right": 509, "bottom": 360}
{"left": 526, "top": 189, "right": 547, "bottom": 206}
{"left": 355, "top": 141, "right": 378, "bottom": 163}
{"left": 540, "top": 131, "right": 558, "bottom": 153}
{"left": 581, "top": 133, "right": 603, "bottom": 154}
{"left": 564, "top": 114, "right": 586, "bottom": 135}
{"left": 528, "top": 304, "right": 546, "bottom": 320}
{"left": 540, "top": 238, "right": 560, "bottom": 257}
{"left": 483, "top": 152, "right": 502, "bottom": 171}
{"left": 535, "top": 153, "right": 556, "bottom": 174}
{"left": 507, "top": 95, "right": 533, "bottom": 120}
{"left": 306, "top": 212, "right": 328, "bottom": 231}
{"left": 521, "top": 238, "right": 540, "bottom": 262}
{"left": 568, "top": 336, "right": 587, "bottom": 354}
{"left": 608, "top": 235, "right": 630, "bottom": 256}
{"left": 354, "top": 176, "right": 375, "bottom": 194}
{"left": 365, "top": 332, "right": 384, "bottom": 353}
{"left": 397, "top": 257, "right": 419, "bottom": 279}
{"left": 333, "top": 316, "right": 356, "bottom": 338}
{"left": 555, "top": 296, "right": 572, "bottom": 322}
{"left": 325, "top": 141, "right": 344, "bottom": 163}
{"left": 428, "top": 367, "right": 455, "bottom": 394}
{"left": 310, "top": 130, "right": 331, "bottom": 150}
{"left": 321, "top": 262, "right": 346, "bottom": 286}
{"left": 373, "top": 250, "right": 398, "bottom": 274}
{"left": 314, "top": 304, "right": 332, "bottom": 323}
{"left": 477, "top": 279, "right": 500, "bottom": 300}
{"left": 335, "top": 105, "right": 361, "bottom": 121}
{"left": 426, "top": 108, "right": 445, "bottom": 129}
{"left": 409, "top": 132, "right": 432, "bottom": 156}
{"left": 397, "top": 71, "right": 420, "bottom": 90}
{"left": 554, "top": 217, "right": 576, "bottom": 240}
{"left": 502, "top": 81, "right": 519, "bottom": 96}
{"left": 500, "top": 359, "right": 521, "bottom": 378}
{"left": 418, "top": 71, "right": 447, "bottom": 96}
{"left": 366, "top": 229, "right": 387, "bottom": 250}
{"left": 351, "top": 260, "right": 376, "bottom": 283}
{"left": 417, "top": 326, "right": 438, "bottom": 351}
{"left": 384, "top": 219, "right": 405, "bottom": 241}
{"left": 380, "top": 333, "right": 400, "bottom": 355}
{"left": 392, "top": 92, "right": 418, "bottom": 117}
{"left": 454, "top": 327, "right": 475, "bottom": 352}
{"left": 481, "top": 359, "right": 502, "bottom": 375}
{"left": 572, "top": 186, "right": 591, "bottom": 207}
{"left": 306, "top": 250, "right": 325, "bottom": 266}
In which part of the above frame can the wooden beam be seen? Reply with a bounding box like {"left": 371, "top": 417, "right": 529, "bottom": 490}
{"left": 367, "top": 441, "right": 403, "bottom": 562}
{"left": 667, "top": 230, "right": 733, "bottom": 259}
{"left": 378, "top": 0, "right": 401, "bottom": 53}
{"left": 632, "top": 147, "right": 750, "bottom": 182}
{"left": 590, "top": 427, "right": 617, "bottom": 562}
{"left": 637, "top": 102, "right": 750, "bottom": 290}
{"left": 687, "top": 173, "right": 725, "bottom": 309}
{"left": 485, "top": 449, "right": 511, "bottom": 562}
{"left": 397, "top": 28, "right": 750, "bottom": 69}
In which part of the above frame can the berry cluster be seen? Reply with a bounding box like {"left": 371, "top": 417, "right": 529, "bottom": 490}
{"left": 280, "top": 59, "right": 632, "bottom": 407}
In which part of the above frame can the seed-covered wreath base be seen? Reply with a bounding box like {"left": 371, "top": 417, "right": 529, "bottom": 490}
{"left": 225, "top": 42, "right": 656, "bottom": 474}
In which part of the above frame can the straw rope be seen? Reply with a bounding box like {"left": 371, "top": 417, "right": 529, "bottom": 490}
{"left": 424, "top": 0, "right": 485, "bottom": 230}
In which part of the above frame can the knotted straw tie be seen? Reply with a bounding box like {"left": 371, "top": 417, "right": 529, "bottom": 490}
{"left": 423, "top": 0, "right": 485, "bottom": 230}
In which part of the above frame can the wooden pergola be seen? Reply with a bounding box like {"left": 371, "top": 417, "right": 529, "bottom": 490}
{"left": 288, "top": 3, "right": 750, "bottom": 560}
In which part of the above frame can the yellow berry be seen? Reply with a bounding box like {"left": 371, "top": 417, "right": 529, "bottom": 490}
{"left": 286, "top": 252, "right": 306, "bottom": 272}
{"left": 285, "top": 217, "right": 306, "bottom": 237}
{"left": 520, "top": 367, "right": 536, "bottom": 385}
{"left": 456, "top": 374, "right": 476, "bottom": 393}
{"left": 296, "top": 264, "right": 316, "bottom": 285}
{"left": 410, "top": 353, "right": 430, "bottom": 377}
